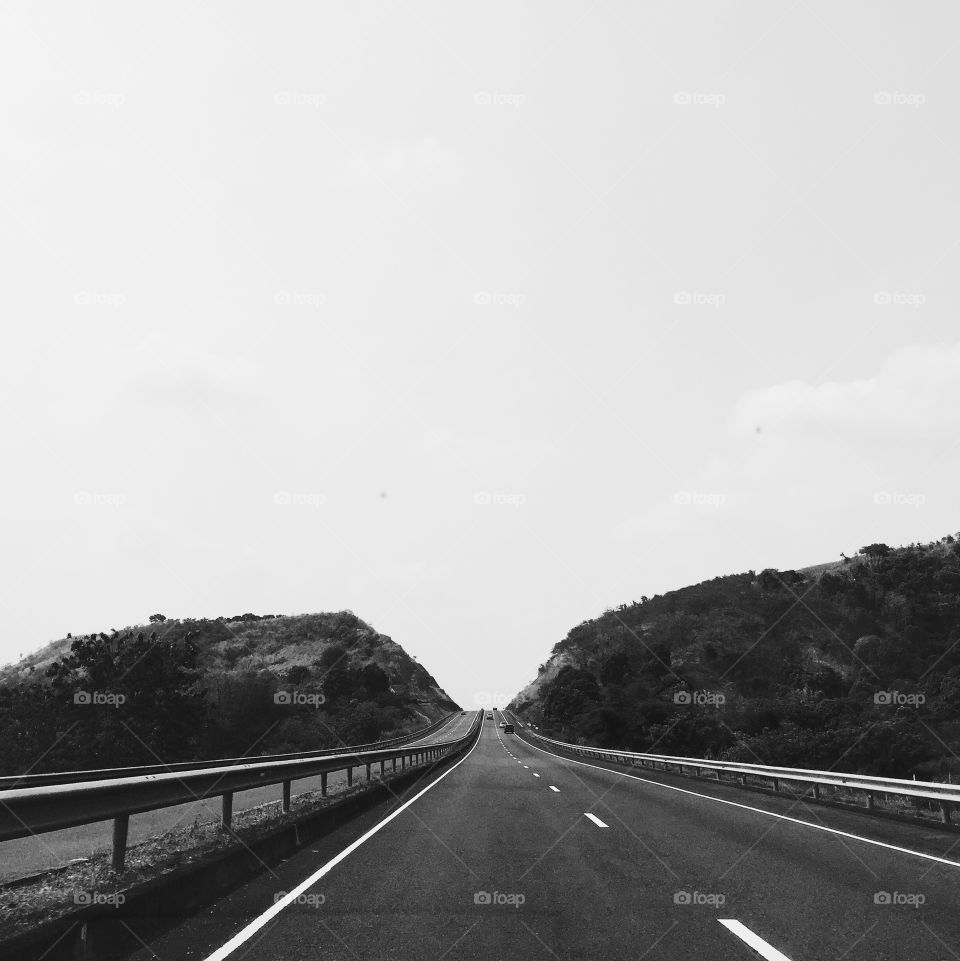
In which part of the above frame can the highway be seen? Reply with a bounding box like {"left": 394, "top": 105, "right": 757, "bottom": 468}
{"left": 1, "top": 712, "right": 471, "bottom": 884}
{"left": 121, "top": 709, "right": 960, "bottom": 960}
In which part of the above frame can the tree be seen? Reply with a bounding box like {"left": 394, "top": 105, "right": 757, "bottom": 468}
{"left": 149, "top": 613, "right": 167, "bottom": 623}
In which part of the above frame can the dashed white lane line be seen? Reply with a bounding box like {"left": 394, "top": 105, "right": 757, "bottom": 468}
{"left": 584, "top": 813, "right": 609, "bottom": 828}
{"left": 519, "top": 735, "right": 960, "bottom": 870}
{"left": 523, "top": 765, "right": 529, "bottom": 769}
{"left": 719, "top": 920, "right": 793, "bottom": 961}
{"left": 533, "top": 773, "right": 541, "bottom": 778}
{"left": 549, "top": 786, "right": 560, "bottom": 792}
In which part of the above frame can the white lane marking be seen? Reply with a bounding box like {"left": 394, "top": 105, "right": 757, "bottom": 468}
{"left": 533, "top": 773, "right": 541, "bottom": 778}
{"left": 719, "top": 920, "right": 793, "bottom": 960}
{"left": 584, "top": 813, "right": 609, "bottom": 828}
{"left": 549, "top": 786, "right": 560, "bottom": 792}
{"left": 519, "top": 736, "right": 960, "bottom": 870}
{"left": 523, "top": 765, "right": 529, "bottom": 769}
{"left": 202, "top": 731, "right": 481, "bottom": 961}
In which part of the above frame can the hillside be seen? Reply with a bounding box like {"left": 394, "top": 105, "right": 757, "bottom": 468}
{"left": 0, "top": 611, "right": 458, "bottom": 775}
{"left": 509, "top": 535, "right": 960, "bottom": 780}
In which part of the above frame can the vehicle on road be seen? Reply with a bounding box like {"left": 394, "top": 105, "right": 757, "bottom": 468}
{"left": 460, "top": 711, "right": 467, "bottom": 715}
{"left": 503, "top": 723, "right": 514, "bottom": 733}
{"left": 499, "top": 721, "right": 505, "bottom": 727}
{"left": 486, "top": 713, "right": 493, "bottom": 720}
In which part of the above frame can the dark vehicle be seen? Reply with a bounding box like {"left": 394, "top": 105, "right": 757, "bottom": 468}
{"left": 486, "top": 713, "right": 493, "bottom": 720}
{"left": 503, "top": 723, "right": 515, "bottom": 733}
{"left": 461, "top": 711, "right": 467, "bottom": 715}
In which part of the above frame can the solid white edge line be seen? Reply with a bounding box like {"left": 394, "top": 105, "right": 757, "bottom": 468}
{"left": 519, "top": 735, "right": 960, "bottom": 869}
{"left": 202, "top": 727, "right": 482, "bottom": 961}
{"left": 719, "top": 920, "right": 793, "bottom": 961}
{"left": 584, "top": 812, "right": 609, "bottom": 827}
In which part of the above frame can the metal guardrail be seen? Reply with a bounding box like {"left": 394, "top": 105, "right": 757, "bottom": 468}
{"left": 515, "top": 721, "right": 960, "bottom": 824}
{"left": 0, "top": 712, "right": 480, "bottom": 872}
{"left": 0, "top": 713, "right": 457, "bottom": 790}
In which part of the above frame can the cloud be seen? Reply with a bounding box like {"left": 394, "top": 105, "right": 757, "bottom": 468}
{"left": 731, "top": 342, "right": 960, "bottom": 440}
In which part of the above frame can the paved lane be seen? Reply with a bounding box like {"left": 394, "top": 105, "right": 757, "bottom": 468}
{"left": 128, "top": 712, "right": 960, "bottom": 960}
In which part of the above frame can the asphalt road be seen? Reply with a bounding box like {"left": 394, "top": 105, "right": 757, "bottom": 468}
{"left": 125, "top": 709, "right": 960, "bottom": 960}
{"left": 1, "top": 713, "right": 472, "bottom": 883}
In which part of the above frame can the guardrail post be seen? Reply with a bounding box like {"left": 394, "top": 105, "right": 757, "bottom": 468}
{"left": 221, "top": 792, "right": 233, "bottom": 831}
{"left": 865, "top": 791, "right": 875, "bottom": 810}
{"left": 321, "top": 772, "right": 328, "bottom": 796}
{"left": 772, "top": 778, "right": 779, "bottom": 792}
{"left": 366, "top": 763, "right": 372, "bottom": 781}
{"left": 380, "top": 760, "right": 385, "bottom": 777}
{"left": 739, "top": 774, "right": 747, "bottom": 786}
{"left": 112, "top": 814, "right": 129, "bottom": 873}
{"left": 940, "top": 800, "right": 952, "bottom": 824}
{"left": 281, "top": 780, "right": 291, "bottom": 814}
{"left": 347, "top": 766, "right": 353, "bottom": 786}
{"left": 812, "top": 783, "right": 820, "bottom": 800}
{"left": 402, "top": 755, "right": 406, "bottom": 770}
{"left": 392, "top": 758, "right": 397, "bottom": 772}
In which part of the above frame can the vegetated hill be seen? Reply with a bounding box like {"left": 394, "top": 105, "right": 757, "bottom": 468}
{"left": 0, "top": 611, "right": 458, "bottom": 776}
{"left": 509, "top": 535, "right": 960, "bottom": 780}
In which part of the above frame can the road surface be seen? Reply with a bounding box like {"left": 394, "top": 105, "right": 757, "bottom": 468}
{"left": 126, "top": 710, "right": 960, "bottom": 960}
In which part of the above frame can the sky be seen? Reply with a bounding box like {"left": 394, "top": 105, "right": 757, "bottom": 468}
{"left": 2, "top": 1, "right": 960, "bottom": 709}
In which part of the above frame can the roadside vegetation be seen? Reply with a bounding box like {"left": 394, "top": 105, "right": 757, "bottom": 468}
{"left": 511, "top": 535, "right": 960, "bottom": 780}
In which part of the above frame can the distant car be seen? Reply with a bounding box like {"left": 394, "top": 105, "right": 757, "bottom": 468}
{"left": 504, "top": 723, "right": 515, "bottom": 733}
{"left": 499, "top": 721, "right": 505, "bottom": 727}
{"left": 460, "top": 711, "right": 467, "bottom": 715}
{"left": 486, "top": 713, "right": 493, "bottom": 719}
